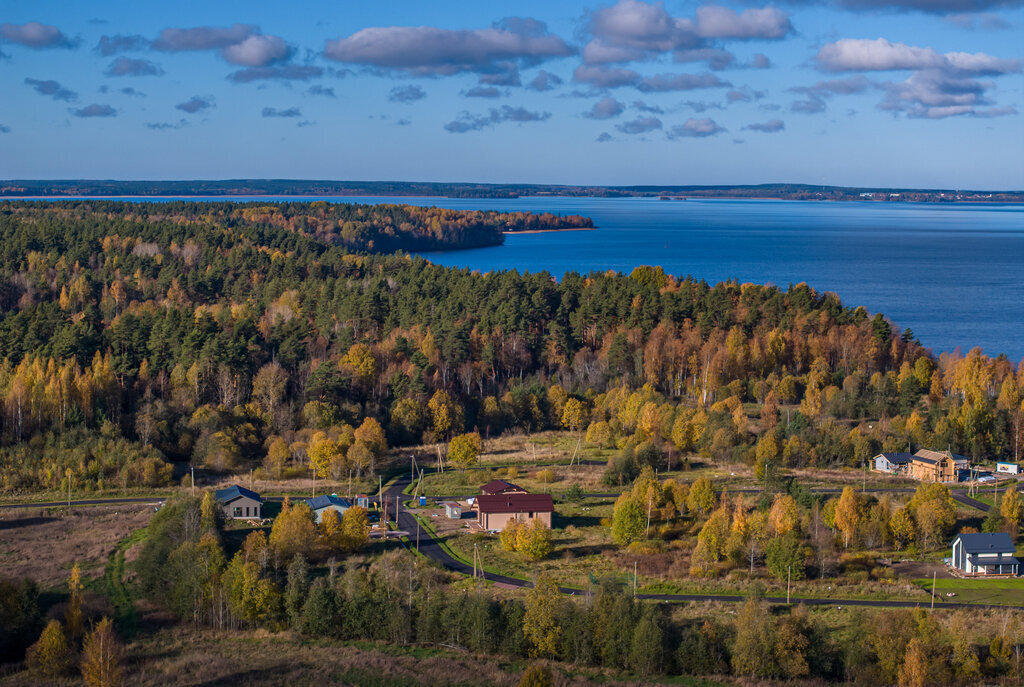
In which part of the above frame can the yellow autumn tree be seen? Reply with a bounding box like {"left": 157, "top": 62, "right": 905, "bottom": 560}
{"left": 81, "top": 617, "right": 124, "bottom": 687}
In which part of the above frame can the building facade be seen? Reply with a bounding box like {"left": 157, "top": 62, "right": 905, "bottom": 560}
{"left": 951, "top": 532, "right": 1019, "bottom": 576}
{"left": 214, "top": 485, "right": 264, "bottom": 519}
{"left": 476, "top": 493, "right": 553, "bottom": 531}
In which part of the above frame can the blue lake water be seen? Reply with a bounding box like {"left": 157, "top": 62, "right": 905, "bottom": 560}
{"left": 32, "top": 195, "right": 1024, "bottom": 360}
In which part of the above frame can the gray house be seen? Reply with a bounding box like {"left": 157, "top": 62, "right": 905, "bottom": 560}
{"left": 873, "top": 452, "right": 914, "bottom": 475}
{"left": 214, "top": 485, "right": 264, "bottom": 520}
{"left": 304, "top": 494, "right": 351, "bottom": 523}
{"left": 951, "top": 532, "right": 1019, "bottom": 576}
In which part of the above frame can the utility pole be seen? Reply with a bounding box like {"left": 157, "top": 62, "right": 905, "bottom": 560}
{"left": 66, "top": 468, "right": 72, "bottom": 509}
{"left": 633, "top": 561, "right": 638, "bottom": 597}
{"left": 931, "top": 571, "right": 936, "bottom": 610}
{"left": 312, "top": 466, "right": 316, "bottom": 498}
{"left": 863, "top": 460, "right": 867, "bottom": 491}
{"left": 787, "top": 565, "right": 792, "bottom": 605}
{"left": 190, "top": 464, "right": 195, "bottom": 497}
{"left": 416, "top": 518, "right": 420, "bottom": 552}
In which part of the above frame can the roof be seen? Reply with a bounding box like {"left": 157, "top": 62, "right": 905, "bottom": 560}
{"left": 476, "top": 493, "right": 554, "bottom": 514}
{"left": 443, "top": 501, "right": 462, "bottom": 508}
{"left": 480, "top": 479, "right": 526, "bottom": 495}
{"left": 914, "top": 449, "right": 970, "bottom": 464}
{"left": 304, "top": 494, "right": 351, "bottom": 511}
{"left": 953, "top": 532, "right": 1017, "bottom": 554}
{"left": 967, "top": 554, "right": 1020, "bottom": 567}
{"left": 214, "top": 484, "right": 263, "bottom": 504}
{"left": 877, "top": 452, "right": 914, "bottom": 465}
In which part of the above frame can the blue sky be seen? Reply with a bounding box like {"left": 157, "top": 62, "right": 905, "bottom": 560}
{"left": 1, "top": 0, "right": 1021, "bottom": 188}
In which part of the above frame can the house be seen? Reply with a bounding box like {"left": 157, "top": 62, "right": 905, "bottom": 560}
{"left": 910, "top": 449, "right": 970, "bottom": 483}
{"left": 214, "top": 485, "right": 264, "bottom": 520}
{"left": 443, "top": 501, "right": 463, "bottom": 519}
{"left": 997, "top": 462, "right": 1021, "bottom": 475}
{"left": 480, "top": 479, "right": 528, "bottom": 496}
{"left": 476, "top": 493, "right": 554, "bottom": 531}
{"left": 951, "top": 532, "right": 1019, "bottom": 576}
{"left": 874, "top": 452, "right": 914, "bottom": 475}
{"left": 304, "top": 494, "right": 351, "bottom": 524}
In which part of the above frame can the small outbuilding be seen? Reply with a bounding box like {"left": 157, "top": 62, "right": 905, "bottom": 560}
{"left": 996, "top": 462, "right": 1021, "bottom": 475}
{"left": 951, "top": 532, "right": 1020, "bottom": 577}
{"left": 476, "top": 493, "right": 554, "bottom": 531}
{"left": 443, "top": 501, "right": 463, "bottom": 519}
{"left": 304, "top": 494, "right": 352, "bottom": 523}
{"left": 874, "top": 452, "right": 914, "bottom": 475}
{"left": 214, "top": 485, "right": 264, "bottom": 520}
{"left": 480, "top": 479, "right": 528, "bottom": 496}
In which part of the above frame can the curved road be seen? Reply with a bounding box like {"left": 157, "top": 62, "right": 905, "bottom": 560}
{"left": 382, "top": 474, "right": 1024, "bottom": 611}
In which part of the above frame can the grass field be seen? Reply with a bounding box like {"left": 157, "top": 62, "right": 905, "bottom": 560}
{"left": 913, "top": 577, "right": 1024, "bottom": 606}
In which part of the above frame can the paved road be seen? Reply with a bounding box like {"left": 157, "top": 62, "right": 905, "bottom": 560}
{"left": 383, "top": 474, "right": 1024, "bottom": 611}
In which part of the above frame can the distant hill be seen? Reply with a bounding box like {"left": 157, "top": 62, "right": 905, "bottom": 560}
{"left": 1, "top": 179, "right": 1021, "bottom": 203}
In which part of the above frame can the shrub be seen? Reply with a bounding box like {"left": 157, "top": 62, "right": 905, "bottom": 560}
{"left": 535, "top": 469, "right": 557, "bottom": 483}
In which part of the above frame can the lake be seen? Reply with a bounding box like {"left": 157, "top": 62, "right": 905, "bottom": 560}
{"left": 29, "top": 194, "right": 1024, "bottom": 360}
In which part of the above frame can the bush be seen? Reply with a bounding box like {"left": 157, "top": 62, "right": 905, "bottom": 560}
{"left": 535, "top": 469, "right": 557, "bottom": 483}
{"left": 563, "top": 483, "right": 584, "bottom": 502}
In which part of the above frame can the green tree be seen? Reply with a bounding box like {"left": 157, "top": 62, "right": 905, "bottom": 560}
{"left": 731, "top": 597, "right": 775, "bottom": 678}
{"left": 516, "top": 664, "right": 554, "bottom": 687}
{"left": 340, "top": 506, "right": 370, "bottom": 551}
{"left": 81, "top": 617, "right": 123, "bottom": 687}
{"left": 765, "top": 533, "right": 805, "bottom": 582}
{"left": 517, "top": 518, "right": 553, "bottom": 561}
{"left": 448, "top": 432, "right": 482, "bottom": 471}
{"left": 523, "top": 574, "right": 561, "bottom": 658}
{"left": 890, "top": 507, "right": 915, "bottom": 550}
{"left": 687, "top": 477, "right": 715, "bottom": 516}
{"left": 269, "top": 499, "right": 316, "bottom": 561}
{"left": 611, "top": 494, "right": 645, "bottom": 545}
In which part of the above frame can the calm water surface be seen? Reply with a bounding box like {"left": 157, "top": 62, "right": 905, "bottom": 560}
{"left": 45, "top": 195, "right": 1024, "bottom": 359}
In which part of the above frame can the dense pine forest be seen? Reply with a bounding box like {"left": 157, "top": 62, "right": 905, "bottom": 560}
{"left": 0, "top": 200, "right": 1021, "bottom": 495}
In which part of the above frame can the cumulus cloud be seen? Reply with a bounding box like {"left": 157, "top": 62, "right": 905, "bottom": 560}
{"left": 118, "top": 87, "right": 145, "bottom": 97}
{"left": 478, "top": 64, "right": 521, "bottom": 86}
{"left": 324, "top": 20, "right": 573, "bottom": 77}
{"left": 596, "top": 132, "right": 614, "bottom": 142}
{"left": 176, "top": 96, "right": 214, "bottom": 113}
{"left": 228, "top": 65, "right": 324, "bottom": 82}
{"left": 95, "top": 34, "right": 149, "bottom": 56}
{"left": 152, "top": 24, "right": 256, "bottom": 52}
{"left": 573, "top": 64, "right": 641, "bottom": 88}
{"left": 582, "top": 1, "right": 792, "bottom": 66}
{"left": 615, "top": 115, "right": 662, "bottom": 134}
{"left": 583, "top": 97, "right": 626, "bottom": 119}
{"left": 444, "top": 105, "right": 551, "bottom": 132}
{"left": 743, "top": 119, "right": 785, "bottom": 132}
{"left": 636, "top": 72, "right": 730, "bottom": 92}
{"left": 751, "top": 53, "right": 772, "bottom": 69}
{"left": 835, "top": 0, "right": 1024, "bottom": 13}
{"left": 668, "top": 117, "right": 725, "bottom": 138}
{"left": 694, "top": 6, "right": 792, "bottom": 40}
{"left": 146, "top": 119, "right": 187, "bottom": 130}
{"left": 685, "top": 100, "right": 724, "bottom": 112}
{"left": 815, "top": 38, "right": 1019, "bottom": 118}
{"left": 465, "top": 86, "right": 502, "bottom": 98}
{"left": 0, "top": 22, "right": 77, "bottom": 49}
{"left": 632, "top": 100, "right": 664, "bottom": 113}
{"left": 674, "top": 48, "right": 736, "bottom": 70}
{"left": 727, "top": 87, "right": 766, "bottom": 102}
{"left": 105, "top": 57, "right": 164, "bottom": 77}
{"left": 788, "top": 75, "right": 871, "bottom": 112}
{"left": 222, "top": 34, "right": 291, "bottom": 67}
{"left": 389, "top": 85, "right": 426, "bottom": 102}
{"left": 71, "top": 104, "right": 116, "bottom": 118}
{"left": 527, "top": 70, "right": 563, "bottom": 91}
{"left": 816, "top": 38, "right": 1020, "bottom": 74}
{"left": 308, "top": 85, "right": 335, "bottom": 97}
{"left": 944, "top": 13, "right": 1013, "bottom": 30}
{"left": 24, "top": 78, "right": 77, "bottom": 102}
{"left": 262, "top": 107, "right": 302, "bottom": 118}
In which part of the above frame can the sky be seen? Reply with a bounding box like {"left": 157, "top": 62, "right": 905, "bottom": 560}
{"left": 1, "top": 0, "right": 1022, "bottom": 188}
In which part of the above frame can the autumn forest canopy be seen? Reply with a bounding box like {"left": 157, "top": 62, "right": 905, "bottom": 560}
{"left": 0, "top": 199, "right": 1022, "bottom": 495}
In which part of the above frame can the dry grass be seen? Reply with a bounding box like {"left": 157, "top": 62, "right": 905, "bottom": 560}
{"left": 0, "top": 625, "right": 724, "bottom": 686}
{"left": 0, "top": 505, "right": 151, "bottom": 588}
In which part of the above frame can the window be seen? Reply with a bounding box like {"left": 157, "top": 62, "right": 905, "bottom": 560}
{"left": 233, "top": 507, "right": 242, "bottom": 517}
{"left": 245, "top": 506, "right": 250, "bottom": 517}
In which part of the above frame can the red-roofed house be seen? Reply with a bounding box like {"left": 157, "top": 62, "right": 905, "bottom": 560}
{"left": 479, "top": 479, "right": 528, "bottom": 496}
{"left": 476, "top": 493, "right": 554, "bottom": 531}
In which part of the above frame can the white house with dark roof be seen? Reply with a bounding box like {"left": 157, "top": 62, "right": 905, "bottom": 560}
{"left": 304, "top": 494, "right": 352, "bottom": 523}
{"left": 951, "top": 532, "right": 1019, "bottom": 577}
{"left": 873, "top": 452, "right": 914, "bottom": 475}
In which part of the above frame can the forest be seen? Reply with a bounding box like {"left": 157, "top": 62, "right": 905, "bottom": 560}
{"left": 0, "top": 200, "right": 1021, "bottom": 496}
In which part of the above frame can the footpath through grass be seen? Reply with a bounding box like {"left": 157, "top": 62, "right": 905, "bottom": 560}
{"left": 104, "top": 526, "right": 147, "bottom": 636}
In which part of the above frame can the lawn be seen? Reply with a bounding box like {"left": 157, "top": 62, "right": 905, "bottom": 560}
{"left": 913, "top": 577, "right": 1024, "bottom": 606}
